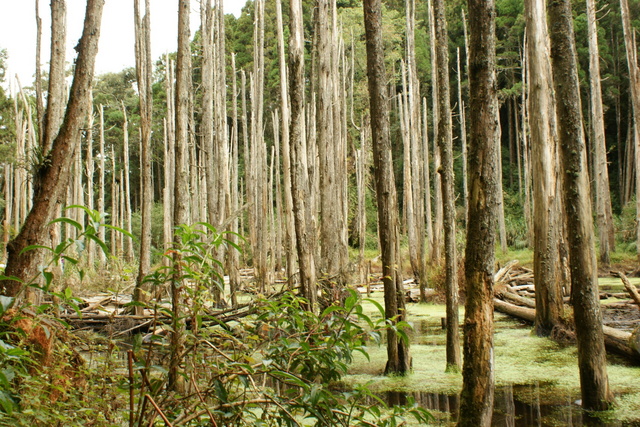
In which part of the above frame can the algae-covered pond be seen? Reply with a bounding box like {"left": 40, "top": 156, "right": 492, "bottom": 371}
{"left": 344, "top": 297, "right": 640, "bottom": 426}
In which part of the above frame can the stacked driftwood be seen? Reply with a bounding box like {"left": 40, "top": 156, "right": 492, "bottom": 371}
{"left": 492, "top": 261, "right": 640, "bottom": 363}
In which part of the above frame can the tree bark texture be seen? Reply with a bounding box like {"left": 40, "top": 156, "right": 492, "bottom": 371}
{"left": 363, "top": 0, "right": 411, "bottom": 375}
{"left": 133, "top": 0, "right": 153, "bottom": 309}
{"left": 433, "top": 0, "right": 461, "bottom": 372}
{"left": 1, "top": 0, "right": 104, "bottom": 298}
{"left": 524, "top": 0, "right": 564, "bottom": 337}
{"left": 458, "top": 0, "right": 499, "bottom": 423}
{"left": 548, "top": 0, "right": 614, "bottom": 411}
{"left": 586, "top": 0, "right": 615, "bottom": 265}
{"left": 169, "top": 0, "right": 192, "bottom": 393}
{"left": 289, "top": 0, "right": 317, "bottom": 309}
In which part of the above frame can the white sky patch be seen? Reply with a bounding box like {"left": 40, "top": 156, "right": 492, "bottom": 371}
{"left": 0, "top": 0, "right": 246, "bottom": 92}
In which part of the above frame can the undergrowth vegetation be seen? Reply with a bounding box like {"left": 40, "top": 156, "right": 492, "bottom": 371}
{"left": 0, "top": 208, "right": 431, "bottom": 426}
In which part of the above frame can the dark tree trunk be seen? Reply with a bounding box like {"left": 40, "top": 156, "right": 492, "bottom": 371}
{"left": 433, "top": 0, "right": 461, "bottom": 372}
{"left": 547, "top": 0, "right": 614, "bottom": 411}
{"left": 363, "top": 0, "right": 411, "bottom": 375}
{"left": 1, "top": 0, "right": 104, "bottom": 299}
{"left": 458, "top": 0, "right": 500, "bottom": 423}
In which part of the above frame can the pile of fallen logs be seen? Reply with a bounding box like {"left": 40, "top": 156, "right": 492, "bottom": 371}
{"left": 492, "top": 261, "right": 640, "bottom": 363}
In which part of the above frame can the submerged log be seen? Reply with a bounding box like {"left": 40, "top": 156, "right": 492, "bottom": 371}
{"left": 493, "top": 298, "right": 640, "bottom": 364}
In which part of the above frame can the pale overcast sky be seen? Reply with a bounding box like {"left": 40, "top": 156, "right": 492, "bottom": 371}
{"left": 1, "top": 0, "right": 246, "bottom": 92}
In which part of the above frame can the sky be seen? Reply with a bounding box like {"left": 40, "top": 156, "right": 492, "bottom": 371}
{"left": 0, "top": 0, "right": 246, "bottom": 92}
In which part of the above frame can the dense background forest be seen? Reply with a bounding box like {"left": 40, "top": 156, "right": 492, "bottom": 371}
{"left": 0, "top": 0, "right": 640, "bottom": 425}
{"left": 1, "top": 0, "right": 640, "bottom": 270}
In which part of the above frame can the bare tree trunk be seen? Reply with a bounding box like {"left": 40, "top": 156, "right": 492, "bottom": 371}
{"left": 251, "top": 0, "right": 269, "bottom": 291}
{"left": 422, "top": 97, "right": 433, "bottom": 267}
{"left": 121, "top": 102, "right": 133, "bottom": 261}
{"left": 169, "top": 0, "right": 192, "bottom": 393}
{"left": 163, "top": 58, "right": 176, "bottom": 267}
{"left": 363, "top": 0, "right": 411, "bottom": 375}
{"left": 86, "top": 93, "right": 95, "bottom": 267}
{"left": 1, "top": 0, "right": 104, "bottom": 298}
{"left": 586, "top": 0, "right": 615, "bottom": 265}
{"left": 525, "top": 0, "right": 564, "bottom": 337}
{"left": 433, "top": 0, "right": 461, "bottom": 372}
{"left": 42, "top": 0, "right": 67, "bottom": 155}
{"left": 133, "top": 0, "right": 155, "bottom": 304}
{"left": 619, "top": 0, "right": 640, "bottom": 259}
{"left": 316, "top": 0, "right": 347, "bottom": 285}
{"left": 289, "top": 0, "right": 317, "bottom": 309}
{"left": 549, "top": 0, "right": 613, "bottom": 411}
{"left": 35, "top": 0, "right": 44, "bottom": 147}
{"left": 276, "top": 0, "right": 297, "bottom": 286}
{"left": 428, "top": 0, "right": 443, "bottom": 263}
{"left": 201, "top": 0, "right": 215, "bottom": 226}
{"left": 98, "top": 105, "right": 106, "bottom": 265}
{"left": 458, "top": 0, "right": 499, "bottom": 422}
{"left": 457, "top": 47, "right": 469, "bottom": 226}
{"left": 228, "top": 53, "right": 240, "bottom": 307}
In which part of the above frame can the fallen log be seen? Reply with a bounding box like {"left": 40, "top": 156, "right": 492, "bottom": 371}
{"left": 497, "top": 288, "right": 536, "bottom": 308}
{"left": 612, "top": 271, "right": 640, "bottom": 308}
{"left": 493, "top": 298, "right": 640, "bottom": 364}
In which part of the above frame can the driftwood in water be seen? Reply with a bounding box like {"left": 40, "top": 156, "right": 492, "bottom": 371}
{"left": 493, "top": 298, "right": 640, "bottom": 363}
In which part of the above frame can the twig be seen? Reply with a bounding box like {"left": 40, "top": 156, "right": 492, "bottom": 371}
{"left": 128, "top": 351, "right": 135, "bottom": 427}
{"left": 144, "top": 394, "right": 173, "bottom": 426}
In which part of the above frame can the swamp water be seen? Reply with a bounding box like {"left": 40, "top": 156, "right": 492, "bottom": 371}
{"left": 345, "top": 300, "right": 640, "bottom": 426}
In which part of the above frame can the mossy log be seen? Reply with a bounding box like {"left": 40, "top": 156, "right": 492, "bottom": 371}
{"left": 493, "top": 298, "right": 640, "bottom": 364}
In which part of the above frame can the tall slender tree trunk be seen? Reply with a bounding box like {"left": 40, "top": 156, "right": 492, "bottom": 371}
{"left": 276, "top": 0, "right": 297, "bottom": 286}
{"left": 289, "top": 0, "right": 317, "bottom": 309}
{"left": 132, "top": 0, "right": 153, "bottom": 308}
{"left": 432, "top": 0, "right": 461, "bottom": 372}
{"left": 548, "top": 0, "right": 613, "bottom": 411}
{"left": 458, "top": 0, "right": 499, "bottom": 422}
{"left": 169, "top": 0, "right": 192, "bottom": 393}
{"left": 86, "top": 93, "right": 95, "bottom": 267}
{"left": 163, "top": 58, "right": 176, "bottom": 267}
{"left": 587, "top": 0, "right": 615, "bottom": 265}
{"left": 457, "top": 47, "right": 469, "bottom": 226}
{"left": 619, "top": 0, "right": 640, "bottom": 259}
{"left": 525, "top": 0, "right": 563, "bottom": 336}
{"left": 428, "top": 0, "right": 443, "bottom": 263}
{"left": 98, "top": 105, "right": 106, "bottom": 265}
{"left": 364, "top": 0, "right": 411, "bottom": 375}
{"left": 121, "top": 102, "right": 133, "bottom": 262}
{"left": 1, "top": 0, "right": 104, "bottom": 298}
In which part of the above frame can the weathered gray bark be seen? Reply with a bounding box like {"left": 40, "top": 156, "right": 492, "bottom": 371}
{"left": 169, "top": 0, "right": 192, "bottom": 393}
{"left": 364, "top": 0, "right": 411, "bottom": 375}
{"left": 42, "top": 0, "right": 67, "bottom": 156}
{"left": 1, "top": 0, "right": 104, "bottom": 298}
{"left": 428, "top": 0, "right": 443, "bottom": 263}
{"left": 289, "top": 0, "right": 317, "bottom": 309}
{"left": 276, "top": 0, "right": 297, "bottom": 286}
{"left": 587, "top": 0, "right": 615, "bottom": 265}
{"left": 619, "top": 0, "right": 640, "bottom": 259}
{"left": 133, "top": 0, "right": 153, "bottom": 311}
{"left": 548, "top": 0, "right": 614, "bottom": 411}
{"left": 458, "top": 0, "right": 499, "bottom": 422}
{"left": 432, "top": 0, "right": 461, "bottom": 372}
{"left": 524, "top": 0, "right": 564, "bottom": 337}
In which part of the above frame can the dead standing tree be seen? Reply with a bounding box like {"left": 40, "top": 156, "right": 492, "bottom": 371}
{"left": 1, "top": 0, "right": 105, "bottom": 298}
{"left": 132, "top": 0, "right": 153, "bottom": 311}
{"left": 524, "top": 0, "right": 564, "bottom": 336}
{"left": 433, "top": 0, "right": 461, "bottom": 372}
{"left": 363, "top": 0, "right": 411, "bottom": 375}
{"left": 289, "top": 0, "right": 317, "bottom": 309}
